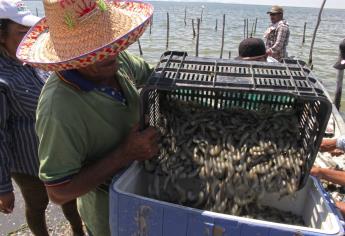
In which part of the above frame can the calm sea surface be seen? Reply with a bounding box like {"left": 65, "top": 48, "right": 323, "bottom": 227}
{"left": 26, "top": 1, "right": 345, "bottom": 114}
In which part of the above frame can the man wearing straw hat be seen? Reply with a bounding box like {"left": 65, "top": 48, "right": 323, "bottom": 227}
{"left": 264, "top": 5, "right": 290, "bottom": 61}
{"left": 16, "top": 0, "right": 159, "bottom": 235}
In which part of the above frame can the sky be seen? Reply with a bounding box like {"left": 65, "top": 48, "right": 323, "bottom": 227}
{"left": 151, "top": 0, "right": 345, "bottom": 9}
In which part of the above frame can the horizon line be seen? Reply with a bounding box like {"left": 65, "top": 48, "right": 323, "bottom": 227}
{"left": 23, "top": 0, "right": 345, "bottom": 10}
{"left": 148, "top": 0, "right": 345, "bottom": 10}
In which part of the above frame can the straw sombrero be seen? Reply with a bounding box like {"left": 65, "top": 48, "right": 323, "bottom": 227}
{"left": 16, "top": 0, "right": 153, "bottom": 71}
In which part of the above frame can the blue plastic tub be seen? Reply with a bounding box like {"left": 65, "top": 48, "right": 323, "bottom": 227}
{"left": 109, "top": 162, "right": 345, "bottom": 236}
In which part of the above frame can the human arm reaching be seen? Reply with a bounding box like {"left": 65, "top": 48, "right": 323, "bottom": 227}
{"left": 39, "top": 122, "right": 160, "bottom": 205}
{"left": 310, "top": 167, "right": 345, "bottom": 186}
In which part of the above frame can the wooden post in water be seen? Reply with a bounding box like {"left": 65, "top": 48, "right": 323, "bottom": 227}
{"left": 200, "top": 5, "right": 205, "bottom": 22}
{"left": 192, "top": 19, "right": 196, "bottom": 38}
{"left": 243, "top": 19, "right": 246, "bottom": 39}
{"left": 184, "top": 8, "right": 187, "bottom": 26}
{"left": 138, "top": 39, "right": 143, "bottom": 56}
{"left": 215, "top": 19, "right": 218, "bottom": 31}
{"left": 334, "top": 70, "right": 344, "bottom": 110}
{"left": 250, "top": 21, "right": 255, "bottom": 37}
{"left": 196, "top": 18, "right": 200, "bottom": 57}
{"left": 166, "top": 12, "right": 169, "bottom": 50}
{"left": 229, "top": 51, "right": 231, "bottom": 59}
{"left": 220, "top": 14, "right": 225, "bottom": 59}
{"left": 149, "top": 16, "right": 153, "bottom": 35}
{"left": 246, "top": 18, "right": 249, "bottom": 38}
{"left": 254, "top": 18, "right": 258, "bottom": 36}
{"left": 334, "top": 40, "right": 345, "bottom": 110}
{"left": 302, "top": 22, "right": 307, "bottom": 44}
{"left": 308, "top": 0, "right": 327, "bottom": 67}
{"left": 36, "top": 8, "right": 38, "bottom": 16}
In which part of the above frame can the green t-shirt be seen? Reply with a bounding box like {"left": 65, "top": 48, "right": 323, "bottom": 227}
{"left": 36, "top": 51, "right": 152, "bottom": 236}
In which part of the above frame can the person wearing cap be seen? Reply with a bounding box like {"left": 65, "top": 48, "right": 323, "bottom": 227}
{"left": 16, "top": 0, "right": 159, "bottom": 235}
{"left": 236, "top": 37, "right": 278, "bottom": 62}
{"left": 317, "top": 39, "right": 345, "bottom": 157}
{"left": 334, "top": 38, "right": 345, "bottom": 70}
{"left": 264, "top": 5, "right": 290, "bottom": 61}
{"left": 0, "top": 1, "right": 85, "bottom": 235}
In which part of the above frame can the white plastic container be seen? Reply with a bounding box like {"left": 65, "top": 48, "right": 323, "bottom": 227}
{"left": 109, "top": 162, "right": 345, "bottom": 236}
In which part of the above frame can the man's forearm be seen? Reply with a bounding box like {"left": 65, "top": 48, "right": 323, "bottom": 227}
{"left": 319, "top": 168, "right": 345, "bottom": 186}
{"left": 336, "top": 136, "right": 345, "bottom": 151}
{"left": 320, "top": 138, "right": 337, "bottom": 151}
{"left": 46, "top": 148, "right": 131, "bottom": 204}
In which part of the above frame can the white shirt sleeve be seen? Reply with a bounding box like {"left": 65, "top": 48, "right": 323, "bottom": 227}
{"left": 336, "top": 136, "right": 345, "bottom": 151}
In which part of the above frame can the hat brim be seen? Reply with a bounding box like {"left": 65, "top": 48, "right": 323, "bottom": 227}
{"left": 16, "top": 1, "right": 153, "bottom": 71}
{"left": 267, "top": 11, "right": 282, "bottom": 14}
{"left": 334, "top": 59, "right": 345, "bottom": 70}
{"left": 12, "top": 14, "right": 41, "bottom": 27}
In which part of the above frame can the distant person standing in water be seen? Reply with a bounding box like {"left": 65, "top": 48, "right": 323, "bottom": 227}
{"left": 264, "top": 5, "right": 290, "bottom": 61}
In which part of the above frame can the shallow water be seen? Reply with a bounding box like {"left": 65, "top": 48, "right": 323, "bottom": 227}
{"left": 26, "top": 1, "right": 345, "bottom": 115}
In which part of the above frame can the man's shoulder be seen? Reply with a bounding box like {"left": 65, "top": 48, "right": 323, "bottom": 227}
{"left": 37, "top": 73, "right": 86, "bottom": 118}
{"left": 118, "top": 50, "right": 148, "bottom": 70}
{"left": 117, "top": 51, "right": 136, "bottom": 74}
{"left": 40, "top": 73, "right": 78, "bottom": 100}
{"left": 117, "top": 50, "right": 151, "bottom": 82}
{"left": 0, "top": 58, "right": 25, "bottom": 84}
{"left": 118, "top": 50, "right": 135, "bottom": 66}
{"left": 278, "top": 20, "right": 289, "bottom": 28}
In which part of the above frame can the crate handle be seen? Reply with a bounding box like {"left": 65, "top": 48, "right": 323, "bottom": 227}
{"left": 173, "top": 52, "right": 188, "bottom": 84}
{"left": 159, "top": 51, "right": 175, "bottom": 81}
{"left": 213, "top": 60, "right": 218, "bottom": 87}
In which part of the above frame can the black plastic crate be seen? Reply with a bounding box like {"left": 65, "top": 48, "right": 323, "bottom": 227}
{"left": 140, "top": 51, "right": 332, "bottom": 189}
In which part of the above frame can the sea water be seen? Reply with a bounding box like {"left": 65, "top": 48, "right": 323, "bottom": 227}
{"left": 25, "top": 1, "right": 345, "bottom": 114}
